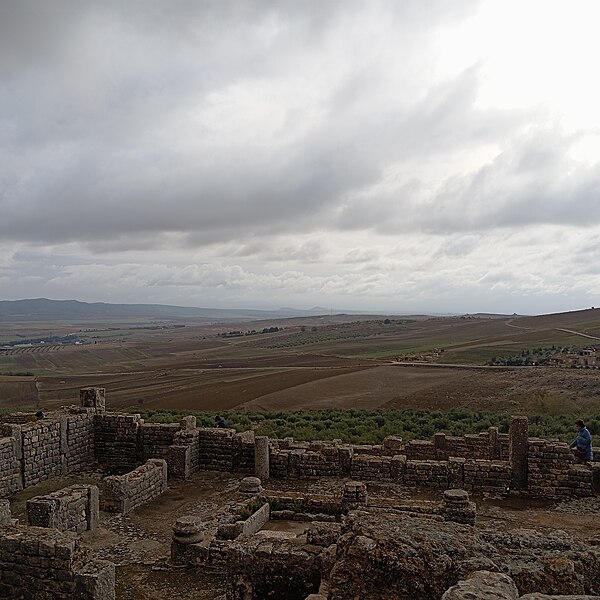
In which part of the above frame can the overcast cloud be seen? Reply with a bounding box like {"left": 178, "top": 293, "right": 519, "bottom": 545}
{"left": 1, "top": 0, "right": 600, "bottom": 314}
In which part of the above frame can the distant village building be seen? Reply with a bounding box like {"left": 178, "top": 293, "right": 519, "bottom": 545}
{"left": 549, "top": 346, "right": 599, "bottom": 368}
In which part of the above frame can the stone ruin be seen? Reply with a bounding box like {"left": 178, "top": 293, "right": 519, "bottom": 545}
{"left": 0, "top": 386, "right": 598, "bottom": 599}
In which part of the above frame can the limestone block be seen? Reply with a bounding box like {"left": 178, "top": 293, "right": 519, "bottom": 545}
{"left": 80, "top": 388, "right": 106, "bottom": 414}
{"left": 442, "top": 570, "right": 519, "bottom": 599}
{"left": 179, "top": 415, "right": 196, "bottom": 430}
{"left": 255, "top": 436, "right": 270, "bottom": 481}
{"left": 0, "top": 500, "right": 12, "bottom": 525}
{"left": 239, "top": 477, "right": 262, "bottom": 494}
{"left": 167, "top": 444, "right": 191, "bottom": 479}
{"left": 75, "top": 559, "right": 115, "bottom": 600}
{"left": 510, "top": 416, "right": 529, "bottom": 490}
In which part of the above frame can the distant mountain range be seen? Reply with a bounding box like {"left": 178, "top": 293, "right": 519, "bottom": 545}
{"left": 0, "top": 298, "right": 337, "bottom": 322}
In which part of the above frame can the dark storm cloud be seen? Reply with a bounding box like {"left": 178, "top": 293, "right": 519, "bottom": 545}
{"left": 1, "top": 0, "right": 490, "bottom": 248}
{"left": 1, "top": 0, "right": 598, "bottom": 270}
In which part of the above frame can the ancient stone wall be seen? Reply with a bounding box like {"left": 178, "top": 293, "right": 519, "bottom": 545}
{"left": 462, "top": 459, "right": 512, "bottom": 493}
{"left": 102, "top": 458, "right": 167, "bottom": 514}
{"left": 94, "top": 413, "right": 141, "bottom": 470}
{"left": 0, "top": 391, "right": 595, "bottom": 500}
{"left": 526, "top": 437, "right": 595, "bottom": 497}
{"left": 198, "top": 428, "right": 235, "bottom": 470}
{"left": 0, "top": 429, "right": 22, "bottom": 498}
{"left": 0, "top": 524, "right": 115, "bottom": 599}
{"left": 27, "top": 484, "right": 99, "bottom": 533}
{"left": 140, "top": 422, "right": 178, "bottom": 460}
{"left": 21, "top": 418, "right": 64, "bottom": 487}
{"left": 351, "top": 454, "right": 392, "bottom": 480}
{"left": 65, "top": 409, "right": 96, "bottom": 472}
{"left": 233, "top": 430, "right": 256, "bottom": 473}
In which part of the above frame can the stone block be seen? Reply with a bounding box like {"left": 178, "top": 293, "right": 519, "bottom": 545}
{"left": 442, "top": 570, "right": 518, "bottom": 599}
{"left": 74, "top": 559, "right": 115, "bottom": 599}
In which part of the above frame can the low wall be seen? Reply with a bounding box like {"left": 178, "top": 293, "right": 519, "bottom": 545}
{"left": 527, "top": 438, "right": 592, "bottom": 497}
{"left": 27, "top": 484, "right": 99, "bottom": 533}
{"left": 0, "top": 389, "right": 594, "bottom": 501}
{"left": 102, "top": 459, "right": 168, "bottom": 514}
{"left": 0, "top": 525, "right": 115, "bottom": 599}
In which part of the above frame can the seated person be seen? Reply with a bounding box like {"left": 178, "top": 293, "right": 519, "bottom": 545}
{"left": 214, "top": 415, "right": 229, "bottom": 428}
{"left": 570, "top": 419, "right": 593, "bottom": 464}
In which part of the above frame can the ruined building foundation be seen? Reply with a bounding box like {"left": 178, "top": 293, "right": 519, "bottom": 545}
{"left": 0, "top": 387, "right": 598, "bottom": 599}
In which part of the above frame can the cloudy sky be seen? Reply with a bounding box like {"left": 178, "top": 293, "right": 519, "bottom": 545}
{"left": 1, "top": 1, "right": 600, "bottom": 314}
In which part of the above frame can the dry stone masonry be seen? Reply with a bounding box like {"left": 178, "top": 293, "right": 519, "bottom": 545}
{"left": 0, "top": 390, "right": 596, "bottom": 503}
{"left": 0, "top": 524, "right": 114, "bottom": 599}
{"left": 27, "top": 484, "right": 99, "bottom": 533}
{"left": 102, "top": 458, "right": 167, "bottom": 514}
{"left": 0, "top": 388, "right": 599, "bottom": 599}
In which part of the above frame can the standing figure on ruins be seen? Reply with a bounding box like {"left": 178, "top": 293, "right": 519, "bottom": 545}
{"left": 570, "top": 419, "right": 593, "bottom": 464}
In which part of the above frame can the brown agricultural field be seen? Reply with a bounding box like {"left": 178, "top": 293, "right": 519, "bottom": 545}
{"left": 1, "top": 308, "right": 600, "bottom": 415}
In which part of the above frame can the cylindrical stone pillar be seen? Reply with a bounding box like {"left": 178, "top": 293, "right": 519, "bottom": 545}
{"left": 239, "top": 476, "right": 262, "bottom": 494}
{"left": 172, "top": 516, "right": 204, "bottom": 545}
{"left": 509, "top": 415, "right": 529, "bottom": 490}
{"left": 440, "top": 488, "right": 476, "bottom": 525}
{"left": 255, "top": 436, "right": 270, "bottom": 481}
{"left": 488, "top": 426, "right": 500, "bottom": 460}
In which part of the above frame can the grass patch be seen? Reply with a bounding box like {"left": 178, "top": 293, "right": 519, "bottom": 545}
{"left": 124, "top": 407, "right": 594, "bottom": 445}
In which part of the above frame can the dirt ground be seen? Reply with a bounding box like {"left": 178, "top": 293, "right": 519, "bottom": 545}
{"left": 9, "top": 471, "right": 600, "bottom": 599}
{"left": 5, "top": 363, "right": 597, "bottom": 416}
{"left": 3, "top": 307, "right": 600, "bottom": 416}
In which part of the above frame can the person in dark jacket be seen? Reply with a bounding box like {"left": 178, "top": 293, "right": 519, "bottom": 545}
{"left": 570, "top": 419, "right": 593, "bottom": 464}
{"left": 215, "top": 415, "right": 229, "bottom": 428}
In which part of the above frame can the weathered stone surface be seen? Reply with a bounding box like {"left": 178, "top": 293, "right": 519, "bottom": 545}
{"left": 173, "top": 515, "right": 204, "bottom": 544}
{"left": 226, "top": 536, "right": 323, "bottom": 600}
{"left": 306, "top": 521, "right": 342, "bottom": 547}
{"left": 442, "top": 570, "right": 519, "bottom": 599}
{"left": 75, "top": 559, "right": 115, "bottom": 600}
{"left": 102, "top": 459, "right": 167, "bottom": 514}
{"left": 27, "top": 484, "right": 99, "bottom": 533}
{"left": 327, "top": 510, "right": 600, "bottom": 600}
{"left": 0, "top": 524, "right": 115, "bottom": 599}
{"left": 520, "top": 595, "right": 600, "bottom": 599}
{"left": 239, "top": 476, "right": 262, "bottom": 494}
{"left": 0, "top": 499, "right": 12, "bottom": 525}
